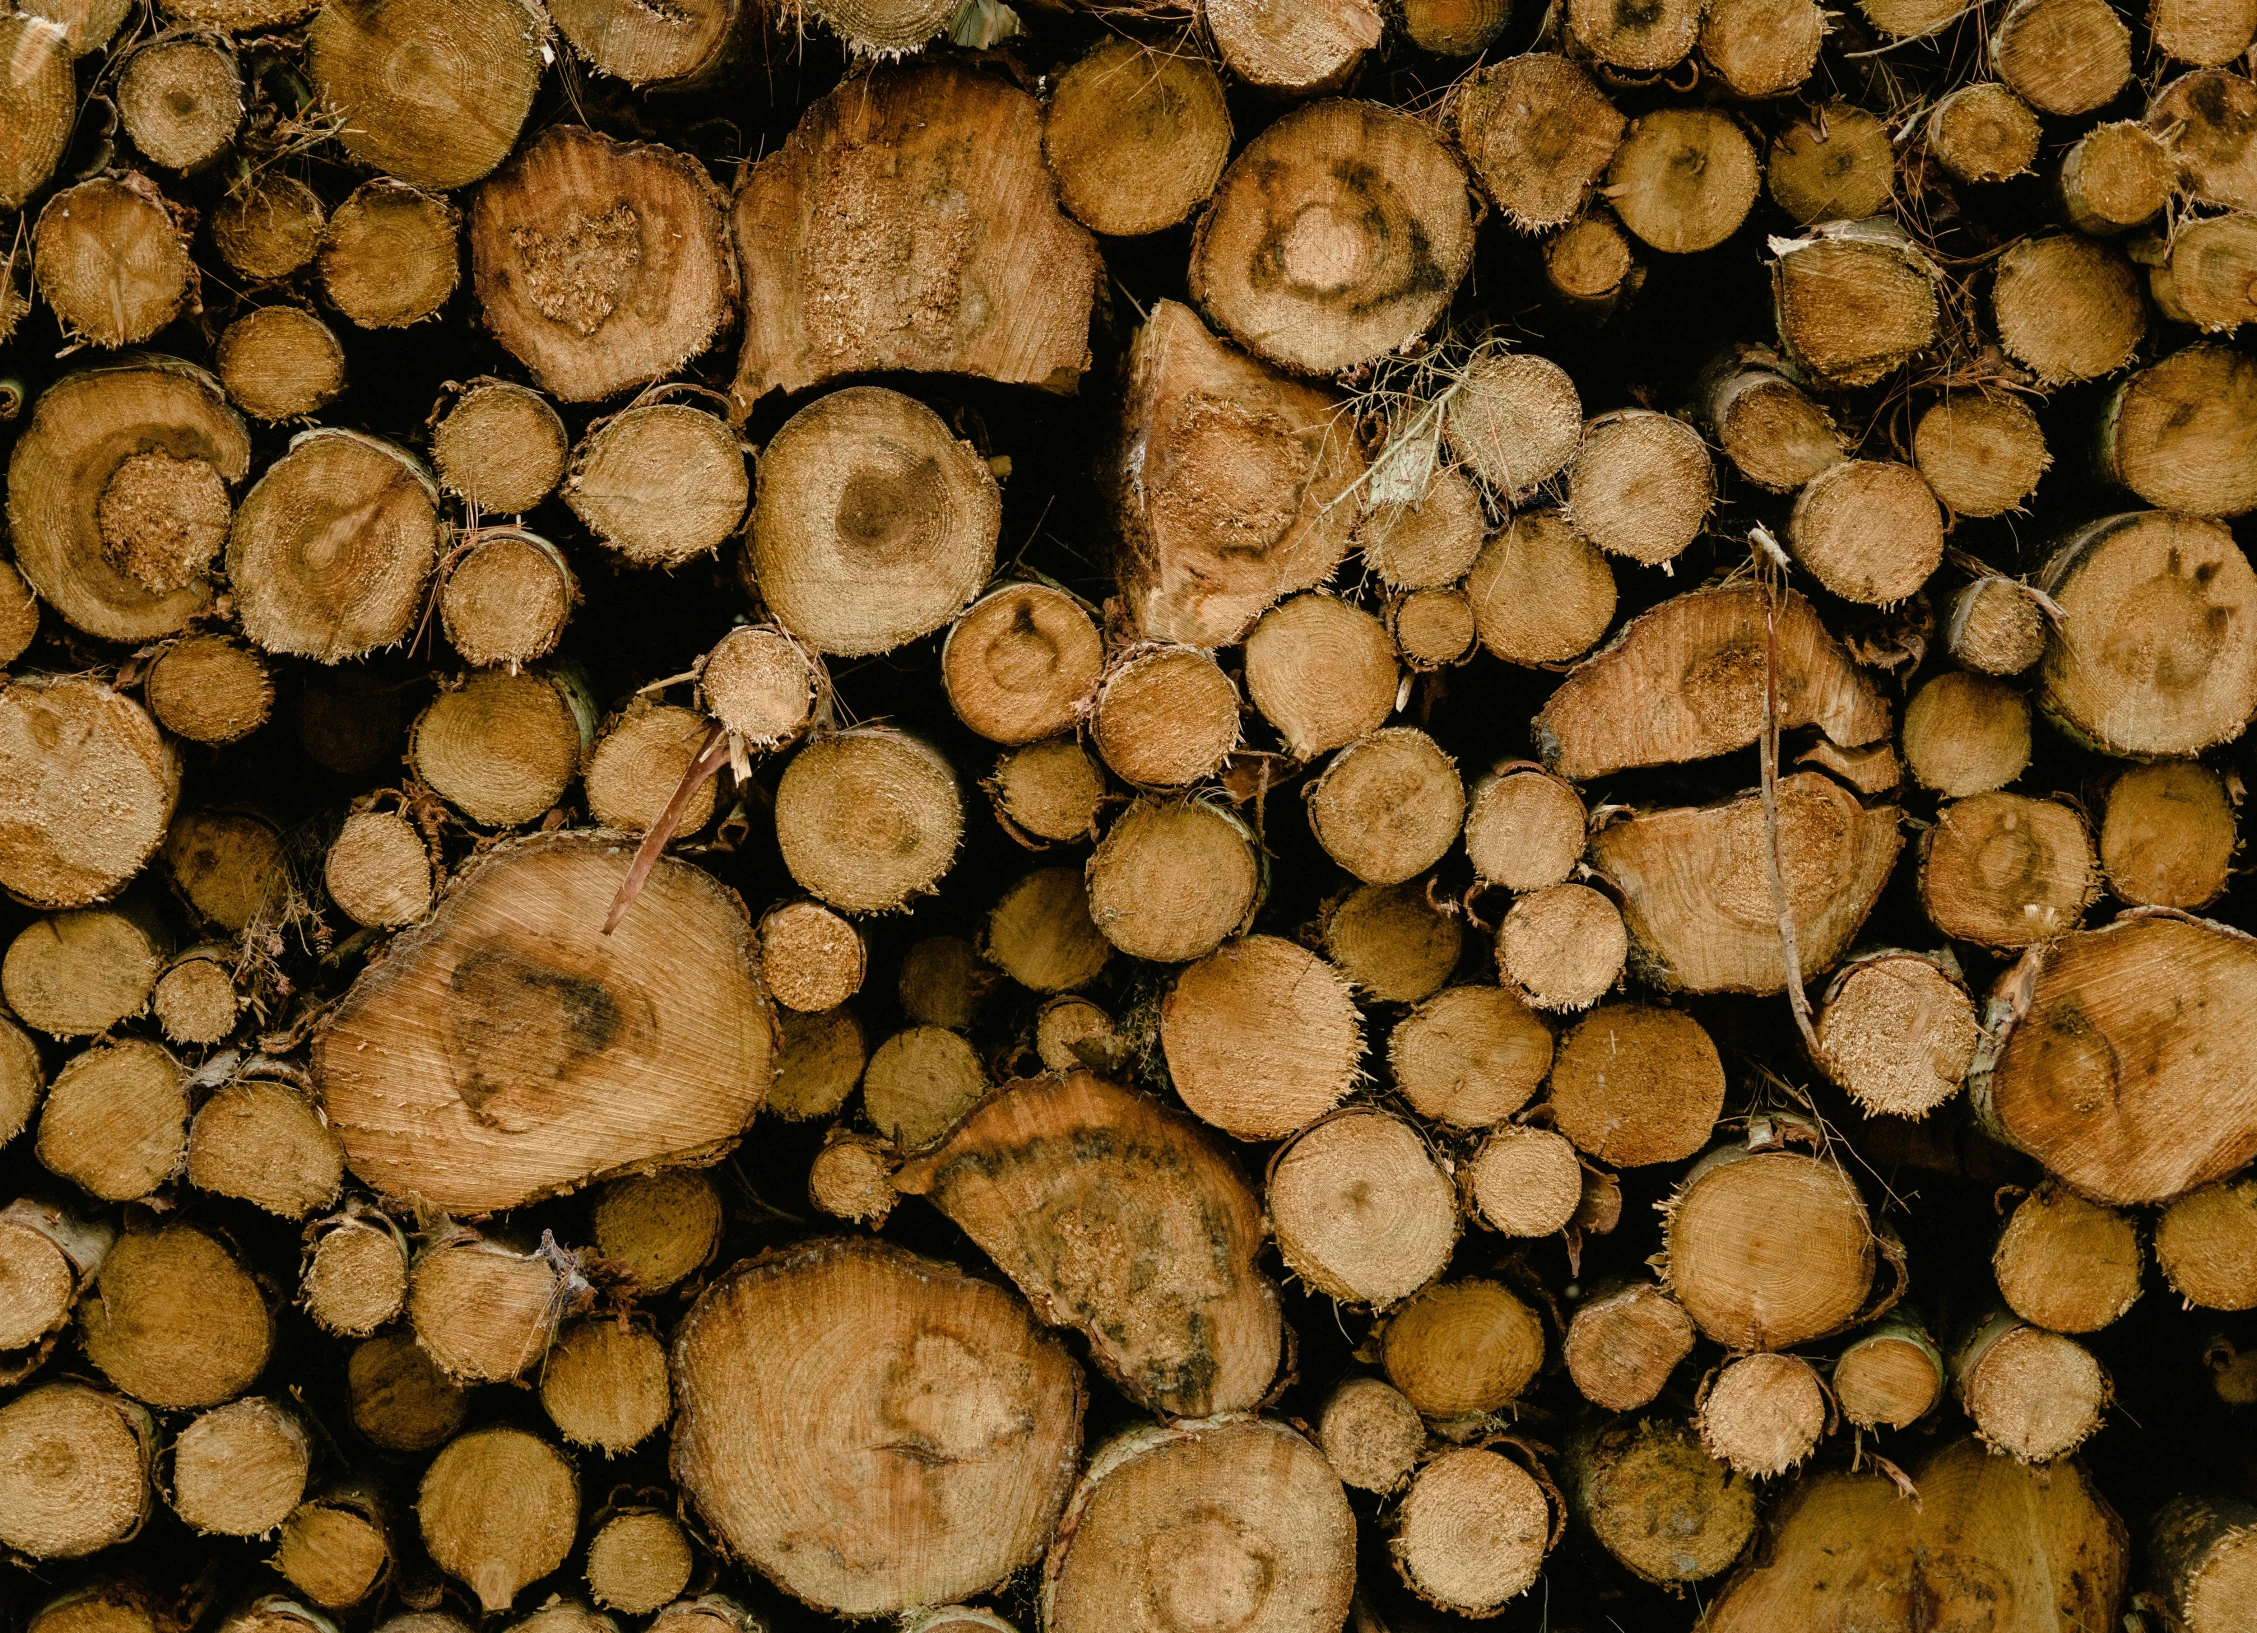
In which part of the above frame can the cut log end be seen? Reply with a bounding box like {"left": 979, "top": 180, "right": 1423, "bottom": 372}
{"left": 417, "top": 1427, "right": 578, "bottom": 1613}
{"left": 1816, "top": 952, "right": 1981, "bottom": 1119}
{"left": 1666, "top": 1144, "right": 1875, "bottom": 1350}
{"left": 1995, "top": 1182, "right": 2145, "bottom": 1332}
{"left": 1270, "top": 1109, "right": 1457, "bottom": 1306}
{"left": 1834, "top": 1323, "right": 1945, "bottom": 1429}
{"left": 1565, "top": 1282, "right": 1696, "bottom": 1410}
{"left": 1391, "top": 1446, "right": 1553, "bottom": 1614}
{"left": 1382, "top": 1278, "right": 1546, "bottom": 1420}
{"left": 1317, "top": 1375, "right": 1425, "bottom": 1493}
{"left": 1389, "top": 984, "right": 1554, "bottom": 1130}
{"left": 1955, "top": 1318, "right": 2109, "bottom": 1461}
{"left": 1699, "top": 1351, "right": 1828, "bottom": 1478}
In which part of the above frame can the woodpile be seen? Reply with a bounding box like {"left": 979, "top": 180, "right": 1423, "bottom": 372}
{"left": 10, "top": 1, "right": 2257, "bottom": 1631}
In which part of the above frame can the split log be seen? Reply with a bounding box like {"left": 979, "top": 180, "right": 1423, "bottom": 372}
{"left": 1270, "top": 1108, "right": 1457, "bottom": 1305}
{"left": 313, "top": 833, "right": 772, "bottom": 1213}
{"left": 1992, "top": 235, "right": 2147, "bottom": 385}
{"left": 1772, "top": 219, "right": 1940, "bottom": 388}
{"left": 1086, "top": 797, "right": 1261, "bottom": 962}
{"left": 943, "top": 584, "right": 1103, "bottom": 747}
{"left": 2101, "top": 761, "right": 2235, "bottom": 908}
{"left": 1379, "top": 1277, "right": 1546, "bottom": 1419}
{"left": 1947, "top": 575, "right": 2050, "bottom": 675}
{"left": 1190, "top": 99, "right": 1475, "bottom": 375}
{"left": 168, "top": 1396, "right": 309, "bottom": 1538}
{"left": 1465, "top": 511, "right": 1618, "bottom": 667}
{"left": 749, "top": 387, "right": 999, "bottom": 657}
{"left": 1975, "top": 914, "right": 2257, "bottom": 1204}
{"left": 416, "top": 1426, "right": 577, "bottom": 1612}
{"left": 1243, "top": 595, "right": 1397, "bottom": 761}
{"left": 1701, "top": 1437, "right": 2125, "bottom": 1630}
{"left": 1549, "top": 1002, "right": 1725, "bottom": 1166}
{"left": 35, "top": 1038, "right": 186, "bottom": 1203}
{"left": 470, "top": 126, "right": 734, "bottom": 403}
{"left": 1307, "top": 728, "right": 1465, "bottom": 885}
{"left": 1042, "top": 1419, "right": 1355, "bottom": 1633}
{"left": 1919, "top": 792, "right": 2097, "bottom": 948}
{"left": 1316, "top": 1376, "right": 1425, "bottom": 1492}
{"left": 672, "top": 1237, "right": 1084, "bottom": 1615}
{"left": 1391, "top": 1444, "right": 1554, "bottom": 1613}
{"left": 1387, "top": 984, "right": 1554, "bottom": 1129}
{"left": 0, "top": 14, "right": 72, "bottom": 211}
{"left": 897, "top": 1070, "right": 1280, "bottom": 1417}
{"left": 1565, "top": 1281, "right": 1696, "bottom": 1410}
{"left": 1043, "top": 40, "right": 1232, "bottom": 238}
{"left": 1564, "top": 1417, "right": 1757, "bottom": 1586}
{"left": 81, "top": 1221, "right": 271, "bottom": 1409}
{"left": 1913, "top": 390, "right": 2047, "bottom": 518}
{"left": 1833, "top": 1317, "right": 1945, "bottom": 1429}
{"left": 0, "top": 1383, "right": 153, "bottom": 1559}
{"left": 1322, "top": 880, "right": 1462, "bottom": 1003}
{"left": 1591, "top": 773, "right": 1903, "bottom": 993}
{"left": 700, "top": 625, "right": 821, "bottom": 748}
{"left": 212, "top": 175, "right": 326, "bottom": 283}
{"left": 2156, "top": 1175, "right": 2257, "bottom": 1308}
{"left": 1205, "top": 0, "right": 1379, "bottom": 93}
{"left": 1903, "top": 671, "right": 2032, "bottom": 796}
{"left": 302, "top": 1211, "right": 408, "bottom": 1337}
{"left": 1767, "top": 103, "right": 1896, "bottom": 225}
{"left": 1162, "top": 935, "right": 1359, "bottom": 1140}
{"left": 1789, "top": 459, "right": 1944, "bottom": 605}
{"left": 1111, "top": 300, "right": 1364, "bottom": 647}
{"left": 1954, "top": 1310, "right": 2109, "bottom": 1460}
{"left": 2149, "top": 1494, "right": 2257, "bottom": 1633}
{"left": 1605, "top": 110, "right": 1761, "bottom": 256}
{"left": 1665, "top": 1139, "right": 1877, "bottom": 1350}
{"left": 1815, "top": 950, "right": 1982, "bottom": 1118}
{"left": 540, "top": 1314, "right": 670, "bottom": 1453}
{"left": 5, "top": 360, "right": 250, "bottom": 642}
{"left": 1996, "top": 1182, "right": 2144, "bottom": 1332}
{"left": 1699, "top": 1351, "right": 1828, "bottom": 1478}
{"left": 2037, "top": 511, "right": 2257, "bottom": 756}
{"left": 2060, "top": 121, "right": 2173, "bottom": 234}
{"left": 1450, "top": 55, "right": 1624, "bottom": 232}
{"left": 34, "top": 176, "right": 195, "bottom": 350}
{"left": 1991, "top": 0, "right": 2131, "bottom": 116}
{"left": 306, "top": 0, "right": 545, "bottom": 191}
{"left": 775, "top": 729, "right": 964, "bottom": 912}
{"left": 1536, "top": 587, "right": 1886, "bottom": 779}
{"left": 728, "top": 63, "right": 1098, "bottom": 413}
{"left": 1696, "top": 348, "right": 1842, "bottom": 493}
{"left": 2103, "top": 345, "right": 2257, "bottom": 517}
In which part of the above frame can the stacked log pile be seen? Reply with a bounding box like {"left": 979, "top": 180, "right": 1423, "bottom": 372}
{"left": 8, "top": 0, "right": 2257, "bottom": 1630}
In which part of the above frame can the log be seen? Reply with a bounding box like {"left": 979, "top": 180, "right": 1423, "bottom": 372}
{"left": 1975, "top": 914, "right": 2257, "bottom": 1204}
{"left": 431, "top": 380, "right": 568, "bottom": 517}
{"left": 1204, "top": 0, "right": 1379, "bottom": 93}
{"left": 2, "top": 902, "right": 168, "bottom": 1039}
{"left": 1544, "top": 212, "right": 1643, "bottom": 316}
{"left": 406, "top": 1228, "right": 569, "bottom": 1383}
{"left": 168, "top": 1396, "right": 309, "bottom": 1538}
{"left": 942, "top": 583, "right": 1103, "bottom": 748}
{"left": 539, "top": 1315, "right": 669, "bottom": 1453}
{"left": 185, "top": 1075, "right": 344, "bottom": 1219}
{"left": 416, "top": 1426, "right": 577, "bottom": 1612}
{"left": 1465, "top": 513, "right": 1617, "bottom": 669}
{"left": 1995, "top": 1181, "right": 2144, "bottom": 1332}
{"left": 2149, "top": 211, "right": 2257, "bottom": 332}
{"left": 212, "top": 175, "right": 326, "bottom": 283}
{"left": 2156, "top": 1175, "right": 2257, "bottom": 1308}
{"left": 1498, "top": 881, "right": 1626, "bottom": 1011}
{"left": 1567, "top": 409, "right": 1715, "bottom": 566}
{"left": 587, "top": 1509, "right": 693, "bottom": 1615}
{"left": 1991, "top": 0, "right": 2130, "bottom": 116}
{"left": 749, "top": 387, "right": 998, "bottom": 657}
{"left": 1390, "top": 1445, "right": 1554, "bottom": 1613}
{"left": 548, "top": 0, "right": 752, "bottom": 85}
{"left": 775, "top": 729, "right": 963, "bottom": 913}
{"left": 1269, "top": 1108, "right": 1458, "bottom": 1304}
{"left": 590, "top": 1169, "right": 721, "bottom": 1293}
{"left": 1041, "top": 1419, "right": 1355, "bottom": 1633}
{"left": 306, "top": 0, "right": 544, "bottom": 191}
{"left": 324, "top": 809, "right": 432, "bottom": 930}
{"left": 863, "top": 1025, "right": 989, "bottom": 1147}
{"left": 1665, "top": 1138, "right": 1877, "bottom": 1349}
{"left": 896, "top": 1070, "right": 1280, "bottom": 1417}
{"left": 1567, "top": 0, "right": 1703, "bottom": 69}
{"left": 565, "top": 403, "right": 747, "bottom": 571}
{"left": 315, "top": 180, "right": 459, "bottom": 331}
{"left": 2149, "top": 1494, "right": 2257, "bottom": 1633}
{"left": 1767, "top": 103, "right": 1896, "bottom": 224}
{"left": 728, "top": 63, "right": 1097, "bottom": 413}
{"left": 1307, "top": 727, "right": 1465, "bottom": 885}
{"left": 1947, "top": 574, "right": 2050, "bottom": 675}
{"left": 700, "top": 625, "right": 821, "bottom": 749}
{"left": 1356, "top": 468, "right": 1485, "bottom": 590}
{"left": 1992, "top": 234, "right": 2147, "bottom": 385}
{"left": 1696, "top": 348, "right": 1842, "bottom": 493}
{"left": 1315, "top": 1376, "right": 1424, "bottom": 1493}
{"left": 1387, "top": 984, "right": 1554, "bottom": 1129}
{"left": 33, "top": 175, "right": 195, "bottom": 350}
{"left": 0, "top": 1197, "right": 107, "bottom": 1367}
{"left": 6, "top": 360, "right": 250, "bottom": 642}
{"left": 1092, "top": 645, "right": 1241, "bottom": 787}
{"left": 807, "top": 1128, "right": 899, "bottom": 1226}
{"left": 1445, "top": 353, "right": 1582, "bottom": 501}
{"left": 1549, "top": 1001, "right": 1725, "bottom": 1165}
{"left": 2102, "top": 344, "right": 2257, "bottom": 517}
{"left": 0, "top": 14, "right": 71, "bottom": 211}
{"left": 1919, "top": 791, "right": 2097, "bottom": 948}
{"left": 274, "top": 1488, "right": 392, "bottom": 1608}
{"left": 585, "top": 702, "right": 718, "bottom": 834}
{"left": 1913, "top": 390, "right": 2047, "bottom": 518}
{"left": 1379, "top": 1277, "right": 1546, "bottom": 1419}
{"left": 1043, "top": 40, "right": 1232, "bottom": 238}
{"left": 1465, "top": 1123, "right": 1585, "bottom": 1236}
{"left": 1699, "top": 1351, "right": 1828, "bottom": 1478}
{"left": 1606, "top": 110, "right": 1761, "bottom": 256}
{"left": 2101, "top": 760, "right": 2236, "bottom": 909}
{"left": 1243, "top": 595, "right": 1398, "bottom": 760}
{"left": 1700, "top": 0, "right": 1822, "bottom": 97}
{"left": 35, "top": 1038, "right": 186, "bottom": 1203}
{"left": 757, "top": 900, "right": 865, "bottom": 1015}
{"left": 0, "top": 1383, "right": 152, "bottom": 1559}
{"left": 983, "top": 866, "right": 1111, "bottom": 995}
{"left": 1772, "top": 219, "right": 1940, "bottom": 388}
{"left": 1903, "top": 671, "right": 2032, "bottom": 795}
{"left": 409, "top": 668, "right": 591, "bottom": 827}
{"left": 672, "top": 1237, "right": 1084, "bottom": 1615}
{"left": 2151, "top": 70, "right": 2257, "bottom": 212}
{"left": 2036, "top": 511, "right": 2257, "bottom": 756}
{"left": 1833, "top": 1317, "right": 1945, "bottom": 1429}
{"left": 1789, "top": 459, "right": 1945, "bottom": 605}
{"left": 118, "top": 34, "right": 240, "bottom": 173}
{"left": 1466, "top": 764, "right": 1586, "bottom": 891}
{"left": 314, "top": 833, "right": 772, "bottom": 1212}
{"left": 1322, "top": 880, "right": 1463, "bottom": 1003}
{"left": 1591, "top": 773, "right": 1903, "bottom": 994}
{"left": 768, "top": 1006, "right": 866, "bottom": 1122}
{"left": 1702, "top": 1437, "right": 2125, "bottom": 1629}
{"left": 214, "top": 306, "right": 345, "bottom": 423}
{"left": 1927, "top": 82, "right": 2039, "bottom": 184}
{"left": 2060, "top": 120, "right": 2173, "bottom": 234}
{"left": 347, "top": 1332, "right": 466, "bottom": 1452}
{"left": 437, "top": 529, "right": 575, "bottom": 668}
{"left": 1563, "top": 1416, "right": 1757, "bottom": 1586}
{"left": 302, "top": 1211, "right": 408, "bottom": 1337}
{"left": 80, "top": 1221, "right": 271, "bottom": 1409}
{"left": 1161, "top": 934, "right": 1360, "bottom": 1139}
{"left": 1451, "top": 55, "right": 1625, "bottom": 232}
{"left": 1815, "top": 949, "right": 1982, "bottom": 1117}
{"left": 1953, "top": 1310, "right": 2109, "bottom": 1460}
{"left": 2152, "top": 0, "right": 2257, "bottom": 62}
{"left": 1086, "top": 797, "right": 1261, "bottom": 962}
{"left": 1190, "top": 99, "right": 1475, "bottom": 375}
{"left": 1564, "top": 1280, "right": 1696, "bottom": 1409}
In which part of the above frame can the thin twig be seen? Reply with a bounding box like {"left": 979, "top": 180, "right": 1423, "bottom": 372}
{"left": 1754, "top": 534, "right": 1826, "bottom": 1061}
{"left": 604, "top": 724, "right": 730, "bottom": 935}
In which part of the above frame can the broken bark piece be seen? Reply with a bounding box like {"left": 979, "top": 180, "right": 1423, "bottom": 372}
{"left": 6, "top": 360, "right": 250, "bottom": 643}
{"left": 1591, "top": 773, "right": 1902, "bottom": 994}
{"left": 1919, "top": 792, "right": 2097, "bottom": 948}
{"left": 1190, "top": 99, "right": 1475, "bottom": 375}
{"left": 1565, "top": 1281, "right": 1696, "bottom": 1410}
{"left": 1701, "top": 1437, "right": 2126, "bottom": 1629}
{"left": 1665, "top": 1140, "right": 1877, "bottom": 1350}
{"left": 1815, "top": 950, "right": 1982, "bottom": 1118}
{"left": 1270, "top": 1108, "right": 1457, "bottom": 1306}
{"left": 1975, "top": 913, "right": 2257, "bottom": 1204}
{"left": 673, "top": 1237, "right": 1084, "bottom": 1614}
{"left": 729, "top": 63, "right": 1098, "bottom": 414}
{"left": 471, "top": 126, "right": 734, "bottom": 404}
{"left": 307, "top": 0, "right": 544, "bottom": 190}
{"left": 1043, "top": 1418, "right": 1355, "bottom": 1633}
{"left": 1536, "top": 587, "right": 1887, "bottom": 780}
{"left": 1451, "top": 54, "right": 1624, "bottom": 232}
{"left": 1549, "top": 1002, "right": 1726, "bottom": 1166}
{"left": 1111, "top": 300, "right": 1365, "bottom": 648}
{"left": 314, "top": 832, "right": 772, "bottom": 1213}
{"left": 897, "top": 1070, "right": 1280, "bottom": 1418}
